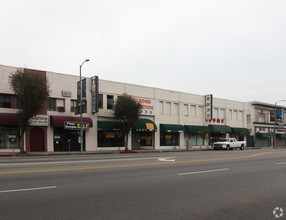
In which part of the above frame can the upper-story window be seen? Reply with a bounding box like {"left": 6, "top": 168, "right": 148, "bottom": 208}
{"left": 258, "top": 112, "right": 265, "bottom": 123}
{"left": 47, "top": 98, "right": 56, "bottom": 111}
{"left": 0, "top": 94, "right": 11, "bottom": 108}
{"left": 107, "top": 95, "right": 114, "bottom": 110}
{"left": 98, "top": 94, "right": 103, "bottom": 109}
{"left": 71, "top": 100, "right": 77, "bottom": 112}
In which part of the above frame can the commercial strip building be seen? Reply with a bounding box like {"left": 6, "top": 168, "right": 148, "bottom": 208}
{"left": 0, "top": 64, "right": 284, "bottom": 152}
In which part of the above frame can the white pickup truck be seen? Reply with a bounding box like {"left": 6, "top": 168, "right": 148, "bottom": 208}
{"left": 213, "top": 138, "right": 246, "bottom": 150}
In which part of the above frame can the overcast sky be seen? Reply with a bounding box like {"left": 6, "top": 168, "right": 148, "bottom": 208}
{"left": 1, "top": 0, "right": 285, "bottom": 104}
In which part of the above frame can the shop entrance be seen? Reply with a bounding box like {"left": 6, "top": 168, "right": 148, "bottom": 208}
{"left": 30, "top": 127, "right": 45, "bottom": 152}
{"left": 54, "top": 128, "right": 85, "bottom": 151}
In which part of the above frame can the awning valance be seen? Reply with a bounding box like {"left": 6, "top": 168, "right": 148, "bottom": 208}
{"left": 185, "top": 125, "right": 209, "bottom": 133}
{"left": 160, "top": 124, "right": 184, "bottom": 133}
{"left": 50, "top": 116, "right": 93, "bottom": 127}
{"left": 0, "top": 113, "right": 18, "bottom": 126}
{"left": 98, "top": 121, "right": 123, "bottom": 131}
{"left": 231, "top": 127, "right": 249, "bottom": 134}
{"left": 133, "top": 119, "right": 157, "bottom": 132}
{"left": 208, "top": 125, "right": 231, "bottom": 134}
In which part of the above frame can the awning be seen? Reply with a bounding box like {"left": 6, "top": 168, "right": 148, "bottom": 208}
{"left": 50, "top": 116, "right": 93, "bottom": 127}
{"left": 133, "top": 119, "right": 157, "bottom": 132}
{"left": 0, "top": 113, "right": 18, "bottom": 126}
{"left": 160, "top": 124, "right": 184, "bottom": 133}
{"left": 98, "top": 121, "right": 123, "bottom": 131}
{"left": 256, "top": 132, "right": 271, "bottom": 138}
{"left": 208, "top": 125, "right": 231, "bottom": 134}
{"left": 231, "top": 127, "right": 249, "bottom": 134}
{"left": 184, "top": 125, "right": 209, "bottom": 133}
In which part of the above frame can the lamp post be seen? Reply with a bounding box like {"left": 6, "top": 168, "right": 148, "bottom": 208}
{"left": 274, "top": 100, "right": 286, "bottom": 147}
{"left": 80, "top": 59, "right": 90, "bottom": 152}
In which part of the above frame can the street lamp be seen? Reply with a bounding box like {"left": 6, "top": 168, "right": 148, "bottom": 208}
{"left": 274, "top": 100, "right": 286, "bottom": 147}
{"left": 80, "top": 59, "right": 90, "bottom": 152}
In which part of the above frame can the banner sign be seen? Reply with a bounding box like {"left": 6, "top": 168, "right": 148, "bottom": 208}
{"left": 205, "top": 94, "right": 213, "bottom": 121}
{"left": 64, "top": 121, "right": 89, "bottom": 130}
{"left": 29, "top": 115, "right": 49, "bottom": 126}
{"left": 91, "top": 76, "right": 99, "bottom": 114}
{"left": 77, "top": 79, "right": 87, "bottom": 102}
{"left": 133, "top": 97, "right": 155, "bottom": 116}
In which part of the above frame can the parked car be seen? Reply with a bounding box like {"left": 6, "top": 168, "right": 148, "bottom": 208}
{"left": 213, "top": 138, "right": 246, "bottom": 150}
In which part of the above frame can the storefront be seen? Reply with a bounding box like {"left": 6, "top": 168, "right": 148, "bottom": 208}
{"left": 208, "top": 125, "right": 232, "bottom": 146}
{"left": 184, "top": 125, "right": 209, "bottom": 147}
{"left": 231, "top": 127, "right": 249, "bottom": 141}
{"left": 0, "top": 113, "right": 20, "bottom": 151}
{"left": 50, "top": 115, "right": 93, "bottom": 151}
{"left": 97, "top": 121, "right": 124, "bottom": 148}
{"left": 160, "top": 124, "right": 184, "bottom": 147}
{"left": 132, "top": 119, "right": 157, "bottom": 150}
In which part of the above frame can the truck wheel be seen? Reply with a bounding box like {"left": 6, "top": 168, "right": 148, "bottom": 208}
{"left": 240, "top": 144, "right": 244, "bottom": 150}
{"left": 226, "top": 145, "right": 230, "bottom": 150}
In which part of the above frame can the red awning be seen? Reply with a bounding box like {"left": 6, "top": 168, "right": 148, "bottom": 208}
{"left": 0, "top": 113, "right": 18, "bottom": 126}
{"left": 50, "top": 115, "right": 93, "bottom": 127}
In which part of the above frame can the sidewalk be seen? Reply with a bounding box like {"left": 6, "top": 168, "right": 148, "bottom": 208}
{"left": 1, "top": 146, "right": 285, "bottom": 157}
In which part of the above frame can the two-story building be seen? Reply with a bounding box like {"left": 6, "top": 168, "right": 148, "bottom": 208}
{"left": 0, "top": 64, "right": 249, "bottom": 152}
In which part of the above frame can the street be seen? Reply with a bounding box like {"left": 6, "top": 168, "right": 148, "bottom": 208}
{"left": 0, "top": 149, "right": 286, "bottom": 220}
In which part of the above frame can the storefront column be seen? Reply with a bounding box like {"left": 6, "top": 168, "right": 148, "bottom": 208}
{"left": 154, "top": 127, "right": 160, "bottom": 149}
{"left": 179, "top": 132, "right": 184, "bottom": 149}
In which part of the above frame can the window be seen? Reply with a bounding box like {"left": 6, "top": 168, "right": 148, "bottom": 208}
{"left": 166, "top": 102, "right": 171, "bottom": 115}
{"left": 0, "top": 128, "right": 20, "bottom": 150}
{"left": 247, "top": 114, "right": 251, "bottom": 123}
{"left": 198, "top": 106, "right": 203, "bottom": 118}
{"left": 98, "top": 94, "right": 103, "bottom": 109}
{"left": 259, "top": 113, "right": 265, "bottom": 123}
{"left": 191, "top": 105, "right": 196, "bottom": 117}
{"left": 173, "top": 103, "right": 179, "bottom": 115}
{"left": 71, "top": 100, "right": 77, "bottom": 112}
{"left": 0, "top": 94, "right": 11, "bottom": 108}
{"left": 47, "top": 98, "right": 56, "bottom": 111}
{"left": 107, "top": 95, "right": 114, "bottom": 110}
{"left": 184, "top": 104, "right": 188, "bottom": 116}
{"left": 160, "top": 133, "right": 179, "bottom": 146}
{"left": 12, "top": 95, "right": 18, "bottom": 108}
{"left": 214, "top": 108, "right": 218, "bottom": 118}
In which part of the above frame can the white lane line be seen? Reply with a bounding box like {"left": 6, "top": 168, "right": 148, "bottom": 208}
{"left": 0, "top": 157, "right": 170, "bottom": 166}
{"left": 178, "top": 168, "right": 229, "bottom": 176}
{"left": 158, "top": 158, "right": 175, "bottom": 162}
{"left": 276, "top": 162, "right": 286, "bottom": 165}
{"left": 0, "top": 186, "right": 57, "bottom": 193}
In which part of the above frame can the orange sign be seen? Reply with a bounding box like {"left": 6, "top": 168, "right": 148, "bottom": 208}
{"left": 146, "top": 123, "right": 155, "bottom": 130}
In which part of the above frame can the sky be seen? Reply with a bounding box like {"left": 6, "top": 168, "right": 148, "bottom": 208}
{"left": 1, "top": 0, "right": 286, "bottom": 104}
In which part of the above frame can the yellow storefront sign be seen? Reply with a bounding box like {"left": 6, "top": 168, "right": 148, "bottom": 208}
{"left": 146, "top": 123, "right": 154, "bottom": 130}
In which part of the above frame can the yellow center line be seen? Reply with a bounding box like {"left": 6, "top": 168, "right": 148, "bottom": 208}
{"left": 0, "top": 152, "right": 274, "bottom": 175}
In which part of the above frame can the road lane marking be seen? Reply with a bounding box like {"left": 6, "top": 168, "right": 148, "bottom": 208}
{"left": 0, "top": 186, "right": 57, "bottom": 193}
{"left": 276, "top": 162, "right": 286, "bottom": 165}
{"left": 158, "top": 158, "right": 175, "bottom": 162}
{"left": 178, "top": 168, "right": 229, "bottom": 176}
{"left": 0, "top": 157, "right": 172, "bottom": 166}
{"left": 0, "top": 152, "right": 274, "bottom": 175}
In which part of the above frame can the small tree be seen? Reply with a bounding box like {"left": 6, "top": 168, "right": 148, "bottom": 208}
{"left": 9, "top": 68, "right": 50, "bottom": 153}
{"left": 114, "top": 93, "right": 141, "bottom": 151}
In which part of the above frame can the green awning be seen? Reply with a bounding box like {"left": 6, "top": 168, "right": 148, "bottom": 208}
{"left": 160, "top": 124, "right": 184, "bottom": 133}
{"left": 231, "top": 127, "right": 249, "bottom": 134}
{"left": 97, "top": 121, "right": 123, "bottom": 131}
{"left": 185, "top": 125, "right": 209, "bottom": 133}
{"left": 256, "top": 132, "right": 271, "bottom": 138}
{"left": 208, "top": 125, "right": 231, "bottom": 134}
{"left": 133, "top": 119, "right": 157, "bottom": 132}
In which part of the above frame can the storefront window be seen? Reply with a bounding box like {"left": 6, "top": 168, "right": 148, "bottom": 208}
{"left": 0, "top": 127, "right": 20, "bottom": 149}
{"left": 191, "top": 134, "right": 204, "bottom": 146}
{"left": 160, "top": 132, "right": 179, "bottom": 146}
{"left": 54, "top": 128, "right": 85, "bottom": 151}
{"left": 98, "top": 131, "right": 124, "bottom": 147}
{"left": 140, "top": 132, "right": 152, "bottom": 146}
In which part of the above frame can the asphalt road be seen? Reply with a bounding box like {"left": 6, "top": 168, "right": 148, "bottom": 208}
{"left": 0, "top": 149, "right": 286, "bottom": 220}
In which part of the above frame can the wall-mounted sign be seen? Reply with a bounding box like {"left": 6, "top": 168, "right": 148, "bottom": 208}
{"left": 133, "top": 97, "right": 155, "bottom": 116}
{"left": 29, "top": 115, "right": 49, "bottom": 126}
{"left": 91, "top": 76, "right": 99, "bottom": 114}
{"left": 64, "top": 121, "right": 89, "bottom": 130}
{"left": 205, "top": 94, "right": 213, "bottom": 121}
{"left": 62, "top": 90, "right": 72, "bottom": 97}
